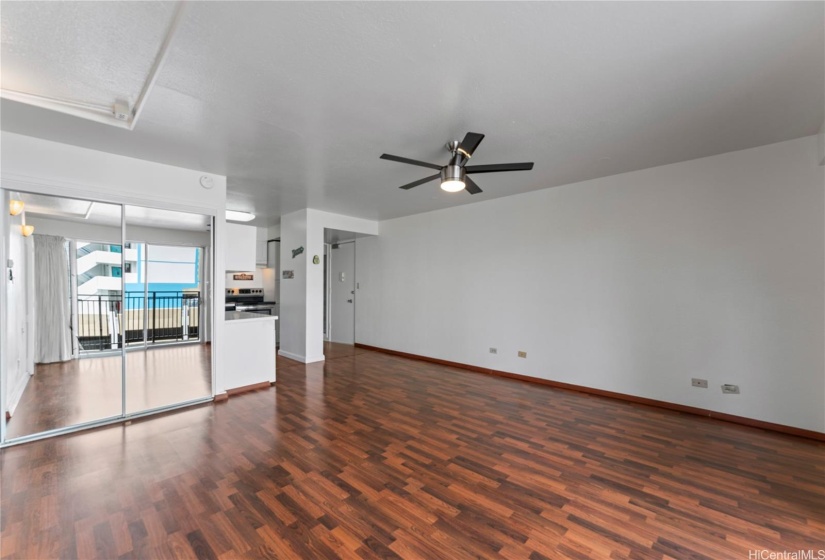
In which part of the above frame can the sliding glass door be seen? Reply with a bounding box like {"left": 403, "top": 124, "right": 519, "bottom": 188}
{"left": 125, "top": 243, "right": 202, "bottom": 348}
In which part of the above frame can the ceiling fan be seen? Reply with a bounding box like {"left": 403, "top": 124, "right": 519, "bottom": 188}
{"left": 380, "top": 132, "right": 534, "bottom": 195}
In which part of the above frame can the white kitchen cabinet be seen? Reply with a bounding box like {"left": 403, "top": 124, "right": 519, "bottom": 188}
{"left": 255, "top": 227, "right": 268, "bottom": 266}
{"left": 223, "top": 313, "right": 277, "bottom": 390}
{"left": 225, "top": 223, "right": 256, "bottom": 271}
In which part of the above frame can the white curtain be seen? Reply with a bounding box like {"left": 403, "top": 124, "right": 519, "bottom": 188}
{"left": 33, "top": 234, "right": 72, "bottom": 363}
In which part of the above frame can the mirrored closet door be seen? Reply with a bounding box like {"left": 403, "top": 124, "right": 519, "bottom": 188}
{"left": 3, "top": 191, "right": 124, "bottom": 441}
{"left": 124, "top": 205, "right": 213, "bottom": 414}
{"left": 2, "top": 190, "right": 215, "bottom": 445}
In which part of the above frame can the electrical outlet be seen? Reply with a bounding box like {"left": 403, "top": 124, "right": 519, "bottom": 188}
{"left": 517, "top": 351, "right": 527, "bottom": 358}
{"left": 489, "top": 348, "right": 497, "bottom": 354}
{"left": 691, "top": 378, "right": 708, "bottom": 388}
{"left": 721, "top": 384, "right": 740, "bottom": 394}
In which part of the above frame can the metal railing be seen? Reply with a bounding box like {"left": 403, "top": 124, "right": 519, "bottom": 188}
{"left": 76, "top": 291, "right": 201, "bottom": 352}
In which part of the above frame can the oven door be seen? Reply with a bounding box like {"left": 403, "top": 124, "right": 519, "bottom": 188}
{"left": 237, "top": 306, "right": 272, "bottom": 316}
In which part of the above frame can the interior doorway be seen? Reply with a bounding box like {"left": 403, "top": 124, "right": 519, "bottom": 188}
{"left": 328, "top": 241, "right": 355, "bottom": 344}
{"left": 323, "top": 229, "right": 364, "bottom": 346}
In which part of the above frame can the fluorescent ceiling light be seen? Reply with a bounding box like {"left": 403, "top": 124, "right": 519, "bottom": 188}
{"left": 226, "top": 210, "right": 255, "bottom": 222}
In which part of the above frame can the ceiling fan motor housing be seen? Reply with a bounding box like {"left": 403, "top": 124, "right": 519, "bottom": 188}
{"left": 441, "top": 165, "right": 465, "bottom": 184}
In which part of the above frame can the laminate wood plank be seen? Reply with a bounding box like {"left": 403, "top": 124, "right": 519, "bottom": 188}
{"left": 2, "top": 342, "right": 823, "bottom": 559}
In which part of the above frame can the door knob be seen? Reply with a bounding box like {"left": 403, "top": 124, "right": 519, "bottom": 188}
{"left": 347, "top": 299, "right": 353, "bottom": 303}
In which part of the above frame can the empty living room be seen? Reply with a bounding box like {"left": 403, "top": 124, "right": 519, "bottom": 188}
{"left": 0, "top": 2, "right": 823, "bottom": 559}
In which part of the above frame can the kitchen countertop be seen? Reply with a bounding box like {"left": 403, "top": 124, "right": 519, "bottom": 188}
{"left": 226, "top": 311, "right": 279, "bottom": 322}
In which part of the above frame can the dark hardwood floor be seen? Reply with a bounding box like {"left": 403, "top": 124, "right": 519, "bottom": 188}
{"left": 2, "top": 344, "right": 823, "bottom": 559}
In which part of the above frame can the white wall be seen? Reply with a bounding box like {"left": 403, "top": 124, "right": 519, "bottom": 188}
{"left": 2, "top": 198, "right": 34, "bottom": 418}
{"left": 279, "top": 210, "right": 309, "bottom": 361}
{"left": 1, "top": 132, "right": 225, "bottom": 212}
{"left": 0, "top": 132, "right": 234, "bottom": 402}
{"left": 356, "top": 136, "right": 825, "bottom": 432}
{"left": 279, "top": 209, "right": 378, "bottom": 362}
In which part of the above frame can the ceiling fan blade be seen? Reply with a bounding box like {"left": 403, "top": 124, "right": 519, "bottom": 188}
{"left": 458, "top": 132, "right": 485, "bottom": 157}
{"left": 381, "top": 153, "right": 442, "bottom": 170}
{"left": 464, "top": 176, "right": 482, "bottom": 195}
{"left": 399, "top": 173, "right": 440, "bottom": 190}
{"left": 465, "top": 162, "right": 534, "bottom": 174}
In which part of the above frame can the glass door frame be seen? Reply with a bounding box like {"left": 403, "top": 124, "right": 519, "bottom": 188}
{"left": 0, "top": 188, "right": 217, "bottom": 448}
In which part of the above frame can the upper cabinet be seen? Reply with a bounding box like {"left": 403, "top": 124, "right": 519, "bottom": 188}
{"left": 225, "top": 223, "right": 256, "bottom": 271}
{"left": 255, "top": 227, "right": 268, "bottom": 267}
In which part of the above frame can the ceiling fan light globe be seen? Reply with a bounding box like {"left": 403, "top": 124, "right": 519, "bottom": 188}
{"left": 440, "top": 164, "right": 466, "bottom": 192}
{"left": 440, "top": 180, "right": 465, "bottom": 192}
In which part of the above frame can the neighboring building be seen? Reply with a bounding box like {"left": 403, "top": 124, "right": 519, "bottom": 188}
{"left": 75, "top": 241, "right": 137, "bottom": 296}
{"left": 75, "top": 242, "right": 200, "bottom": 296}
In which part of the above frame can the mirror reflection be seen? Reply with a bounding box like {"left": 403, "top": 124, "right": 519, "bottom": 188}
{"left": 124, "top": 205, "right": 213, "bottom": 413}
{"left": 4, "top": 191, "right": 123, "bottom": 439}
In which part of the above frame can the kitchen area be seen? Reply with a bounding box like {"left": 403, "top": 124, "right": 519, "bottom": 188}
{"left": 223, "top": 223, "right": 280, "bottom": 391}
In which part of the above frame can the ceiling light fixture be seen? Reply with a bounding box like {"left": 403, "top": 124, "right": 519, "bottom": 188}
{"left": 226, "top": 210, "right": 255, "bottom": 222}
{"left": 440, "top": 165, "right": 466, "bottom": 193}
{"left": 9, "top": 200, "right": 24, "bottom": 216}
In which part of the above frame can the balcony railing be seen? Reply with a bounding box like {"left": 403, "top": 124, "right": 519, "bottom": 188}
{"left": 76, "top": 291, "right": 201, "bottom": 352}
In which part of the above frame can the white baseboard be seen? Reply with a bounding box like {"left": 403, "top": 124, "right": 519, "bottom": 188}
{"left": 6, "top": 371, "right": 32, "bottom": 418}
{"left": 278, "top": 349, "right": 325, "bottom": 364}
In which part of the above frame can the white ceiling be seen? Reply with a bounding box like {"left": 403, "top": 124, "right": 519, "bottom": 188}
{"left": 1, "top": 2, "right": 823, "bottom": 227}
{"left": 1, "top": 2, "right": 176, "bottom": 109}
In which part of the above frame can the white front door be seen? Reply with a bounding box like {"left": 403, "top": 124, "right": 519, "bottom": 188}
{"left": 329, "top": 242, "right": 355, "bottom": 344}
